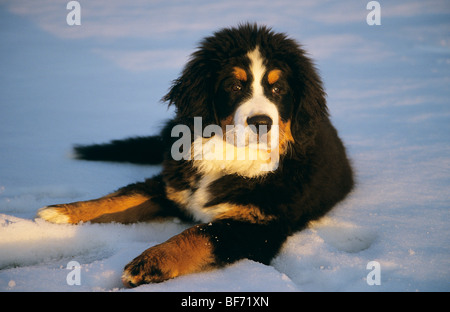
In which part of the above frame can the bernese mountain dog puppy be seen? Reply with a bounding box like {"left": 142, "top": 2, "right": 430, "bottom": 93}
{"left": 37, "top": 24, "right": 354, "bottom": 287}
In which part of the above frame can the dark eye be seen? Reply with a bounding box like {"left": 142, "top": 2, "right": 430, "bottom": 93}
{"left": 272, "top": 86, "right": 281, "bottom": 95}
{"left": 232, "top": 83, "right": 242, "bottom": 92}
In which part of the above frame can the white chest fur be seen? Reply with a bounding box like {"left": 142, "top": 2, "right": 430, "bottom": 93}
{"left": 185, "top": 173, "right": 229, "bottom": 223}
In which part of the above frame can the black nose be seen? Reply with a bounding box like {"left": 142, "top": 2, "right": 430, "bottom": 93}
{"left": 246, "top": 115, "right": 273, "bottom": 133}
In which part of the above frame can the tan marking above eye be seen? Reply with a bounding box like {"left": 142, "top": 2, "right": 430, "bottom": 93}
{"left": 233, "top": 67, "right": 247, "bottom": 81}
{"left": 267, "top": 69, "right": 282, "bottom": 85}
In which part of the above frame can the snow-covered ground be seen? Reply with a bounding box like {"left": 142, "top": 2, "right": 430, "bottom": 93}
{"left": 0, "top": 0, "right": 449, "bottom": 292}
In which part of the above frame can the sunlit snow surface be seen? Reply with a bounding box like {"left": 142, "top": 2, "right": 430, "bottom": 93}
{"left": 0, "top": 0, "right": 449, "bottom": 291}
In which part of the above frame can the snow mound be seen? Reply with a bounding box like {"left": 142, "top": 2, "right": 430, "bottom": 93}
{"left": 311, "top": 217, "right": 377, "bottom": 253}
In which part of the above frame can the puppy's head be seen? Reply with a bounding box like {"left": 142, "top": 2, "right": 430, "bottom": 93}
{"left": 164, "top": 24, "right": 327, "bottom": 177}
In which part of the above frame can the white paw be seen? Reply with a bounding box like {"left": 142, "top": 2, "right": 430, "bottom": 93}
{"left": 36, "top": 206, "right": 70, "bottom": 224}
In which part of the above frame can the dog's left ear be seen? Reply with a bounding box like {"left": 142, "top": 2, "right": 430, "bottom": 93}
{"left": 289, "top": 48, "right": 328, "bottom": 144}
{"left": 163, "top": 49, "right": 218, "bottom": 124}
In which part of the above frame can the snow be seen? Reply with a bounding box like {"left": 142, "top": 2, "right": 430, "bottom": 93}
{"left": 0, "top": 0, "right": 449, "bottom": 292}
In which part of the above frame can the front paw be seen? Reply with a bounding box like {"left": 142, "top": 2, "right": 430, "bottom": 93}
{"left": 122, "top": 247, "right": 174, "bottom": 287}
{"left": 36, "top": 206, "right": 71, "bottom": 224}
{"left": 122, "top": 227, "right": 215, "bottom": 288}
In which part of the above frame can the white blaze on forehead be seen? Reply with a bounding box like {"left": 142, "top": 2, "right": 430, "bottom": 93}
{"left": 247, "top": 48, "right": 266, "bottom": 97}
{"left": 234, "top": 47, "right": 279, "bottom": 127}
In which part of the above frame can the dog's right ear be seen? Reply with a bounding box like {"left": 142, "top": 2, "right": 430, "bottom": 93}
{"left": 163, "top": 49, "right": 219, "bottom": 125}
